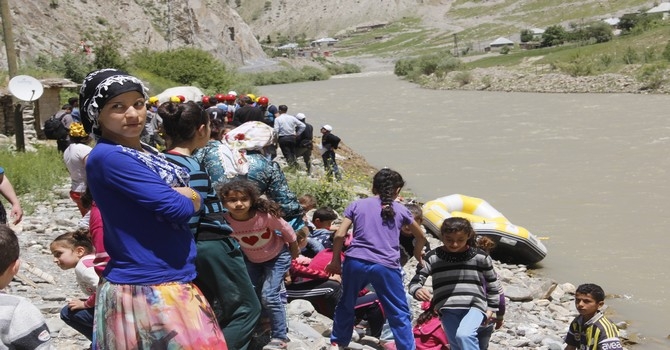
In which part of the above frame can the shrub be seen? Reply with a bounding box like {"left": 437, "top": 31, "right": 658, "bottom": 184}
{"left": 500, "top": 46, "right": 511, "bottom": 55}
{"left": 520, "top": 29, "right": 534, "bottom": 43}
{"left": 637, "top": 62, "right": 667, "bottom": 90}
{"left": 93, "top": 29, "right": 128, "bottom": 71}
{"left": 541, "top": 25, "right": 567, "bottom": 47}
{"left": 599, "top": 54, "right": 614, "bottom": 68}
{"left": 663, "top": 41, "right": 670, "bottom": 62}
{"left": 130, "top": 47, "right": 233, "bottom": 92}
{"left": 394, "top": 52, "right": 461, "bottom": 81}
{"left": 554, "top": 53, "right": 596, "bottom": 76}
{"left": 622, "top": 47, "right": 639, "bottom": 65}
{"left": 454, "top": 71, "right": 473, "bottom": 86}
{"left": 287, "top": 176, "right": 355, "bottom": 213}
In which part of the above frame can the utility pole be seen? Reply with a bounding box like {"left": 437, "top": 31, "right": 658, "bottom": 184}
{"left": 0, "top": 0, "right": 25, "bottom": 152}
{"left": 0, "top": 0, "right": 17, "bottom": 77}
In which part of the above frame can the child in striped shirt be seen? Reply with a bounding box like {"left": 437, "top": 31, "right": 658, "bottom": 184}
{"left": 409, "top": 217, "right": 501, "bottom": 350}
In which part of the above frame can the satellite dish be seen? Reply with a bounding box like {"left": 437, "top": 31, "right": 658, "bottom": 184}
{"left": 8, "top": 75, "right": 44, "bottom": 102}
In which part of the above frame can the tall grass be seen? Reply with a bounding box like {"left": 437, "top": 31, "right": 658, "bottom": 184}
{"left": 0, "top": 145, "right": 69, "bottom": 213}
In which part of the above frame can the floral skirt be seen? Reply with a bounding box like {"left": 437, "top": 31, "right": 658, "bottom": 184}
{"left": 93, "top": 280, "right": 227, "bottom": 350}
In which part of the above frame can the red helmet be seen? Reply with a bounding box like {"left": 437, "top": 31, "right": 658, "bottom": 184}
{"left": 177, "top": 95, "right": 186, "bottom": 102}
{"left": 257, "top": 96, "right": 269, "bottom": 106}
{"left": 215, "top": 93, "right": 225, "bottom": 102}
{"left": 202, "top": 96, "right": 210, "bottom": 104}
{"left": 224, "top": 94, "right": 236, "bottom": 102}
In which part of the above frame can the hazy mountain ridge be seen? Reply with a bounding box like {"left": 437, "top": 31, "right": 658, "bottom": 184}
{"left": 0, "top": 0, "right": 658, "bottom": 72}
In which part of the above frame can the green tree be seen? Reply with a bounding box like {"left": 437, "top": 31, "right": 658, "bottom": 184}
{"left": 93, "top": 30, "right": 127, "bottom": 71}
{"left": 585, "top": 21, "right": 613, "bottom": 43}
{"left": 520, "top": 29, "right": 534, "bottom": 43}
{"left": 130, "top": 48, "right": 233, "bottom": 92}
{"left": 618, "top": 13, "right": 638, "bottom": 33}
{"left": 541, "top": 25, "right": 567, "bottom": 47}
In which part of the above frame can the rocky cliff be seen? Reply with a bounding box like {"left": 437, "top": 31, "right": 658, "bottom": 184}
{"left": 1, "top": 0, "right": 266, "bottom": 69}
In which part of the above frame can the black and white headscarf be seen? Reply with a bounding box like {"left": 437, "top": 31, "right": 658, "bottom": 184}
{"left": 79, "top": 68, "right": 148, "bottom": 136}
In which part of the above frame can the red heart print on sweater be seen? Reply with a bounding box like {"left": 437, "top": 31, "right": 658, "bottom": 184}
{"left": 242, "top": 236, "right": 259, "bottom": 246}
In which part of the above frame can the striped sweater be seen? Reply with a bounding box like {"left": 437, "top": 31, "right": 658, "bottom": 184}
{"left": 564, "top": 311, "right": 622, "bottom": 350}
{"left": 0, "top": 293, "right": 54, "bottom": 349}
{"left": 164, "top": 152, "right": 233, "bottom": 240}
{"left": 408, "top": 247, "right": 501, "bottom": 314}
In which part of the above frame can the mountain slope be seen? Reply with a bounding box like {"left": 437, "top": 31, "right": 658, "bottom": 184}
{"left": 0, "top": 0, "right": 266, "bottom": 70}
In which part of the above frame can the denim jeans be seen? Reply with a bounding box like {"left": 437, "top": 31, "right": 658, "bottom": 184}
{"left": 332, "top": 257, "right": 414, "bottom": 350}
{"left": 476, "top": 323, "right": 495, "bottom": 350}
{"left": 439, "top": 308, "right": 485, "bottom": 350}
{"left": 321, "top": 150, "right": 341, "bottom": 180}
{"left": 245, "top": 245, "right": 292, "bottom": 340}
{"left": 60, "top": 305, "right": 94, "bottom": 340}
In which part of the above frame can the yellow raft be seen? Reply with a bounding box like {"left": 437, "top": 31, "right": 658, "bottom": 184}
{"left": 422, "top": 194, "right": 547, "bottom": 265}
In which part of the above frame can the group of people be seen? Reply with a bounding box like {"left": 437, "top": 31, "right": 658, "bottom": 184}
{"left": 0, "top": 68, "right": 624, "bottom": 350}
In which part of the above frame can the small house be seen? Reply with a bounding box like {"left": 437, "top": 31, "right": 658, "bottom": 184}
{"left": 489, "top": 37, "right": 515, "bottom": 50}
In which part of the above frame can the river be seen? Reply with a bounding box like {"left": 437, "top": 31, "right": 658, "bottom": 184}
{"left": 259, "top": 71, "right": 670, "bottom": 348}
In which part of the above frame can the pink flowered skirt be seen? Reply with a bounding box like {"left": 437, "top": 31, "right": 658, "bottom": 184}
{"left": 93, "top": 280, "right": 227, "bottom": 350}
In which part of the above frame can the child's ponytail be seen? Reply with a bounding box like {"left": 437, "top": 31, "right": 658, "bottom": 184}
{"left": 372, "top": 168, "right": 405, "bottom": 223}
{"left": 52, "top": 228, "right": 94, "bottom": 254}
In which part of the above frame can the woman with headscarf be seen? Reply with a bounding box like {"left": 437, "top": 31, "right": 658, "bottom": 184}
{"left": 194, "top": 121, "right": 304, "bottom": 229}
{"left": 80, "top": 69, "right": 227, "bottom": 349}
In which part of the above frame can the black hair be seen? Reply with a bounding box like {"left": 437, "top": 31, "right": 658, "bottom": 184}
{"left": 68, "top": 97, "right": 79, "bottom": 106}
{"left": 80, "top": 186, "right": 93, "bottom": 211}
{"left": 312, "top": 207, "right": 338, "bottom": 222}
{"left": 0, "top": 225, "right": 19, "bottom": 274}
{"left": 371, "top": 168, "right": 405, "bottom": 223}
{"left": 158, "top": 101, "right": 209, "bottom": 147}
{"left": 278, "top": 105, "right": 288, "bottom": 113}
{"left": 576, "top": 283, "right": 606, "bottom": 303}
{"left": 440, "top": 217, "right": 477, "bottom": 248}
{"left": 209, "top": 117, "right": 225, "bottom": 140}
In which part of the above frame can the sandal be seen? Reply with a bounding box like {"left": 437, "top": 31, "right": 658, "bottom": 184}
{"left": 262, "top": 338, "right": 288, "bottom": 350}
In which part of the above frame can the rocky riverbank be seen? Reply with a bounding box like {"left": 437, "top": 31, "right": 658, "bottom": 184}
{"left": 341, "top": 55, "right": 669, "bottom": 95}
{"left": 4, "top": 175, "right": 634, "bottom": 349}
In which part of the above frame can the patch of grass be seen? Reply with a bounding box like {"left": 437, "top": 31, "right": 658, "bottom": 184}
{"left": 0, "top": 145, "right": 69, "bottom": 214}
{"left": 464, "top": 24, "right": 670, "bottom": 74}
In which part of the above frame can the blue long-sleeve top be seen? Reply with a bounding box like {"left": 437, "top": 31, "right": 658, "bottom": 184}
{"left": 86, "top": 140, "right": 198, "bottom": 285}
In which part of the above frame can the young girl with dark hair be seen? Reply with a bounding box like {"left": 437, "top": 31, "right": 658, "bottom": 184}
{"left": 50, "top": 228, "right": 97, "bottom": 341}
{"left": 160, "top": 101, "right": 261, "bottom": 350}
{"left": 218, "top": 179, "right": 300, "bottom": 350}
{"left": 409, "top": 217, "right": 502, "bottom": 350}
{"left": 325, "top": 168, "right": 427, "bottom": 350}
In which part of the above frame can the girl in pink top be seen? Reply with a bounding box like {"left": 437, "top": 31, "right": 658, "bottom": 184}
{"left": 219, "top": 179, "right": 299, "bottom": 350}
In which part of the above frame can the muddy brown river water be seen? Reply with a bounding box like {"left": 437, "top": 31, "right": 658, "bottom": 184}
{"left": 260, "top": 71, "right": 670, "bottom": 348}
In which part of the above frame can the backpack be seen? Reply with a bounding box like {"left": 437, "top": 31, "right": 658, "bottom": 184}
{"left": 43, "top": 113, "right": 69, "bottom": 140}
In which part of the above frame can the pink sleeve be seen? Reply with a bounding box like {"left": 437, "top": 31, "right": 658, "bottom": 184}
{"left": 270, "top": 216, "right": 297, "bottom": 243}
{"left": 84, "top": 293, "right": 96, "bottom": 308}
{"left": 89, "top": 205, "right": 108, "bottom": 277}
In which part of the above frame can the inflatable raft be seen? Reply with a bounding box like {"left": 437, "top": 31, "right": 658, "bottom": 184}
{"left": 422, "top": 194, "right": 547, "bottom": 265}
